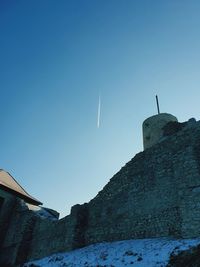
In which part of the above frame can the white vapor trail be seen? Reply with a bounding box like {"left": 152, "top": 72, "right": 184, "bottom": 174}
{"left": 97, "top": 94, "right": 101, "bottom": 128}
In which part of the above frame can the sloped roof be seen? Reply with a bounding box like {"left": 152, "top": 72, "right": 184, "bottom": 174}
{"left": 0, "top": 169, "right": 42, "bottom": 205}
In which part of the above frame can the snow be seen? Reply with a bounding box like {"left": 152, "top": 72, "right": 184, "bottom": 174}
{"left": 26, "top": 203, "right": 58, "bottom": 220}
{"left": 24, "top": 238, "right": 200, "bottom": 267}
{"left": 33, "top": 207, "right": 58, "bottom": 220}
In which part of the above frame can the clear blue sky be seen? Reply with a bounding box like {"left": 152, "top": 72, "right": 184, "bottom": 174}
{"left": 1, "top": 0, "right": 200, "bottom": 217}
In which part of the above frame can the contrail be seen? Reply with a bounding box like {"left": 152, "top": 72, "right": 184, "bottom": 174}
{"left": 97, "top": 94, "right": 101, "bottom": 128}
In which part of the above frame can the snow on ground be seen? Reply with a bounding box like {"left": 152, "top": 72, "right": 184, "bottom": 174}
{"left": 24, "top": 238, "right": 200, "bottom": 267}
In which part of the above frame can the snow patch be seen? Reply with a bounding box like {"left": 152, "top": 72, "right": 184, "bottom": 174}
{"left": 24, "top": 238, "right": 200, "bottom": 267}
{"left": 26, "top": 203, "right": 58, "bottom": 220}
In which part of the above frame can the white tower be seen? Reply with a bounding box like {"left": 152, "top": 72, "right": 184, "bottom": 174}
{"left": 142, "top": 96, "right": 178, "bottom": 150}
{"left": 142, "top": 113, "right": 178, "bottom": 150}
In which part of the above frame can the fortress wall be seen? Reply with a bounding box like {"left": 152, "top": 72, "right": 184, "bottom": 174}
{"left": 28, "top": 214, "right": 76, "bottom": 260}
{"left": 25, "top": 121, "right": 200, "bottom": 263}
{"left": 0, "top": 198, "right": 89, "bottom": 266}
{"left": 0, "top": 190, "right": 16, "bottom": 246}
{"left": 84, "top": 122, "right": 200, "bottom": 245}
{"left": 178, "top": 135, "right": 200, "bottom": 238}
{"left": 2, "top": 120, "right": 200, "bottom": 266}
{"left": 27, "top": 203, "right": 90, "bottom": 261}
{"left": 0, "top": 196, "right": 38, "bottom": 266}
{"left": 0, "top": 190, "right": 18, "bottom": 266}
{"left": 84, "top": 151, "right": 180, "bottom": 244}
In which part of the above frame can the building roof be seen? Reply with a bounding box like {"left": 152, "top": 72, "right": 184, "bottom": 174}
{"left": 0, "top": 169, "right": 42, "bottom": 205}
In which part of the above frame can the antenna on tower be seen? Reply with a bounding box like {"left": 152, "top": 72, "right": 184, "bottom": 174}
{"left": 156, "top": 95, "right": 160, "bottom": 114}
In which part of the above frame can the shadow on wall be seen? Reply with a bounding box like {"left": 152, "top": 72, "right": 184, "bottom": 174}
{"left": 72, "top": 203, "right": 89, "bottom": 250}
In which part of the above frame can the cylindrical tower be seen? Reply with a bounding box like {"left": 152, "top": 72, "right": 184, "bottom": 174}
{"left": 142, "top": 113, "right": 178, "bottom": 150}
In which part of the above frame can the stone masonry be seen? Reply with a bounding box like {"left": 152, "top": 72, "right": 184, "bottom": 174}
{"left": 1, "top": 117, "right": 200, "bottom": 266}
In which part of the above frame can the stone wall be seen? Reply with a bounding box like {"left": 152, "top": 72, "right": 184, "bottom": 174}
{"left": 0, "top": 192, "right": 39, "bottom": 266}
{"left": 2, "top": 119, "right": 200, "bottom": 267}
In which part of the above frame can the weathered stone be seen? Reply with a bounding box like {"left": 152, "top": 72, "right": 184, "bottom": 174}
{"left": 167, "top": 244, "right": 200, "bottom": 267}
{"left": 2, "top": 118, "right": 200, "bottom": 266}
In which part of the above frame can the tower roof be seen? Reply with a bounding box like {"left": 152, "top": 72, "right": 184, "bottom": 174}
{"left": 0, "top": 169, "right": 42, "bottom": 206}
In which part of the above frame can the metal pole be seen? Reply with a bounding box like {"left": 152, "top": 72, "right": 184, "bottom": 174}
{"left": 156, "top": 95, "right": 160, "bottom": 114}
